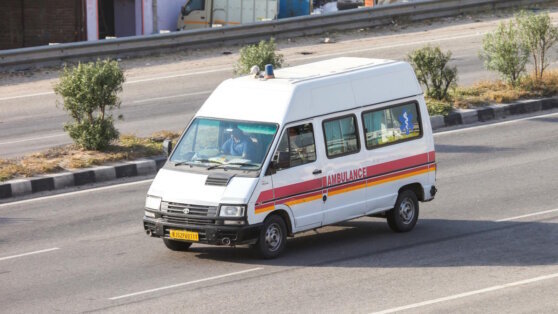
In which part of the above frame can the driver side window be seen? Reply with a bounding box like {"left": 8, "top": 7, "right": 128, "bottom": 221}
{"left": 184, "top": 0, "right": 205, "bottom": 15}
{"left": 272, "top": 123, "right": 316, "bottom": 171}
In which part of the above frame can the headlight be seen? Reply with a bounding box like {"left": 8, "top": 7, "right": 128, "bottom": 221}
{"left": 219, "top": 205, "right": 246, "bottom": 217}
{"left": 145, "top": 196, "right": 162, "bottom": 210}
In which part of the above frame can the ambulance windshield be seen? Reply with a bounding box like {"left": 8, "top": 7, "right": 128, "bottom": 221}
{"left": 170, "top": 118, "right": 278, "bottom": 170}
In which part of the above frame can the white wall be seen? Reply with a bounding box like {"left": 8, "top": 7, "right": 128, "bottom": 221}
{"left": 86, "top": 0, "right": 98, "bottom": 40}
{"left": 157, "top": 0, "right": 187, "bottom": 32}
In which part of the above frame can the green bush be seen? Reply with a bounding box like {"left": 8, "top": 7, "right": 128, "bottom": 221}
{"left": 407, "top": 46, "right": 458, "bottom": 101}
{"left": 426, "top": 99, "right": 453, "bottom": 116}
{"left": 480, "top": 20, "right": 529, "bottom": 87}
{"left": 516, "top": 10, "right": 558, "bottom": 79}
{"left": 54, "top": 59, "right": 125, "bottom": 150}
{"left": 234, "top": 38, "right": 284, "bottom": 75}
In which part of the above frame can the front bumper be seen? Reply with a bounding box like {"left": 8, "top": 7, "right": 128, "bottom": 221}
{"left": 143, "top": 215, "right": 261, "bottom": 245}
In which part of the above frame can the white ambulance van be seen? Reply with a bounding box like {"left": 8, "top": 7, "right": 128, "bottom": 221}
{"left": 143, "top": 57, "right": 437, "bottom": 258}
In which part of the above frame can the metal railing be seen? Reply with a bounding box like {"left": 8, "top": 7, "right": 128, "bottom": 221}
{"left": 0, "top": 0, "right": 550, "bottom": 70}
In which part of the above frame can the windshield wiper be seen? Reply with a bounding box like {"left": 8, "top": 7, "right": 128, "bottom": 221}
{"left": 207, "top": 162, "right": 260, "bottom": 170}
{"left": 174, "top": 159, "right": 223, "bottom": 167}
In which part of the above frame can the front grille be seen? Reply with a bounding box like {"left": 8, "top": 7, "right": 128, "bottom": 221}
{"left": 161, "top": 201, "right": 217, "bottom": 226}
{"left": 161, "top": 214, "right": 215, "bottom": 225}
{"left": 161, "top": 202, "right": 217, "bottom": 217}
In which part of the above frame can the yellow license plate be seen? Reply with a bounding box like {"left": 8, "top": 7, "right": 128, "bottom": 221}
{"left": 169, "top": 229, "right": 199, "bottom": 241}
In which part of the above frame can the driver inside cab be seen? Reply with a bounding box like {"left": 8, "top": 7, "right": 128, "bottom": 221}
{"left": 220, "top": 128, "right": 256, "bottom": 160}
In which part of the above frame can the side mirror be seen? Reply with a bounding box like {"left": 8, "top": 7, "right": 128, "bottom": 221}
{"left": 265, "top": 160, "right": 277, "bottom": 176}
{"left": 163, "top": 139, "right": 173, "bottom": 157}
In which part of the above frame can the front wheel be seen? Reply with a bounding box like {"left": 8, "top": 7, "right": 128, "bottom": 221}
{"left": 387, "top": 190, "right": 419, "bottom": 232}
{"left": 255, "top": 215, "right": 287, "bottom": 259}
{"left": 163, "top": 238, "right": 192, "bottom": 251}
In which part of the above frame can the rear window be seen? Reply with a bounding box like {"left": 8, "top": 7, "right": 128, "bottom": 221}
{"left": 362, "top": 102, "right": 422, "bottom": 149}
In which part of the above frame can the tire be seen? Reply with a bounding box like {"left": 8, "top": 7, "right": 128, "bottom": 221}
{"left": 255, "top": 215, "right": 287, "bottom": 259}
{"left": 387, "top": 190, "right": 419, "bottom": 233}
{"left": 163, "top": 238, "right": 192, "bottom": 251}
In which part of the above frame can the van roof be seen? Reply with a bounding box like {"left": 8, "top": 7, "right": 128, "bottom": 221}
{"left": 238, "top": 57, "right": 396, "bottom": 84}
{"left": 196, "top": 57, "right": 423, "bottom": 124}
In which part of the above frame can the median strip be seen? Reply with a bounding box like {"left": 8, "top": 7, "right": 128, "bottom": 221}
{"left": 109, "top": 267, "right": 264, "bottom": 300}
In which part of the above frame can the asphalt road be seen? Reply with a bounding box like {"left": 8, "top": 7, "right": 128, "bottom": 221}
{"left": 2, "top": 9, "right": 557, "bottom": 158}
{"left": 1, "top": 111, "right": 557, "bottom": 313}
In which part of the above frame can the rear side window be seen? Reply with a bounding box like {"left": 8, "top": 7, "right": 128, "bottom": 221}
{"left": 362, "top": 102, "right": 422, "bottom": 149}
{"left": 323, "top": 115, "right": 360, "bottom": 158}
{"left": 273, "top": 124, "right": 317, "bottom": 171}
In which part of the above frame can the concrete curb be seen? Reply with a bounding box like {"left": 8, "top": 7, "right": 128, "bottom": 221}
{"left": 429, "top": 96, "right": 558, "bottom": 130}
{"left": 0, "top": 156, "right": 167, "bottom": 200}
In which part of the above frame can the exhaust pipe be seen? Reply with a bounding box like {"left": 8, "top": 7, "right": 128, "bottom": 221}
{"left": 221, "top": 237, "right": 231, "bottom": 246}
{"left": 146, "top": 230, "right": 153, "bottom": 237}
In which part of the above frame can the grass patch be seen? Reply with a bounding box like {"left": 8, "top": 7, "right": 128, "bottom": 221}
{"left": 425, "top": 70, "right": 558, "bottom": 115}
{"left": 426, "top": 98, "right": 454, "bottom": 116}
{"left": 452, "top": 70, "right": 558, "bottom": 109}
{"left": 0, "top": 131, "right": 181, "bottom": 182}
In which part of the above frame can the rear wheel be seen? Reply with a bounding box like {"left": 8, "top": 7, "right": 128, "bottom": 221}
{"left": 163, "top": 238, "right": 192, "bottom": 251}
{"left": 255, "top": 215, "right": 287, "bottom": 259}
{"left": 387, "top": 190, "right": 419, "bottom": 232}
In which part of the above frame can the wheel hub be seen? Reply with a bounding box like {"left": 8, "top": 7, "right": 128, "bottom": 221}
{"left": 265, "top": 223, "right": 282, "bottom": 252}
{"left": 399, "top": 198, "right": 415, "bottom": 224}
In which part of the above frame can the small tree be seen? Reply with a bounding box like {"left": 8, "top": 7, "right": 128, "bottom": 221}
{"left": 407, "top": 46, "right": 458, "bottom": 100}
{"left": 234, "top": 38, "right": 284, "bottom": 75}
{"left": 54, "top": 59, "right": 125, "bottom": 150}
{"left": 516, "top": 10, "right": 558, "bottom": 79}
{"left": 480, "top": 21, "right": 529, "bottom": 87}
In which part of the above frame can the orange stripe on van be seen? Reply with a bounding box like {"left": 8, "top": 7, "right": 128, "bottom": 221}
{"left": 255, "top": 204, "right": 275, "bottom": 214}
{"left": 254, "top": 164, "right": 436, "bottom": 214}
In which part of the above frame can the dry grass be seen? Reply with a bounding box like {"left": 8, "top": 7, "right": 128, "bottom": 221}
{"left": 452, "top": 70, "right": 558, "bottom": 109}
{"left": 0, "top": 131, "right": 181, "bottom": 182}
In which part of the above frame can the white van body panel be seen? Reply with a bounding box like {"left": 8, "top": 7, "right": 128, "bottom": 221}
{"left": 148, "top": 168, "right": 257, "bottom": 206}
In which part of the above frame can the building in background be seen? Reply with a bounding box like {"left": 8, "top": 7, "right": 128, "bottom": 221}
{"left": 0, "top": 0, "right": 87, "bottom": 50}
{"left": 1, "top": 0, "right": 187, "bottom": 50}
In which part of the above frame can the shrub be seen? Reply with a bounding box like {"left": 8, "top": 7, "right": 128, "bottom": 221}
{"left": 516, "top": 11, "right": 558, "bottom": 79}
{"left": 407, "top": 46, "right": 458, "bottom": 100}
{"left": 54, "top": 59, "right": 125, "bottom": 150}
{"left": 426, "top": 99, "right": 453, "bottom": 116}
{"left": 480, "top": 20, "right": 529, "bottom": 87}
{"left": 234, "top": 38, "right": 284, "bottom": 75}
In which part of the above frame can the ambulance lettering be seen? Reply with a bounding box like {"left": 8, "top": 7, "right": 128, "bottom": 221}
{"left": 327, "top": 167, "right": 368, "bottom": 186}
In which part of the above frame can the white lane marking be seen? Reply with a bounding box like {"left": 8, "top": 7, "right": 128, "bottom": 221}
{"left": 132, "top": 90, "right": 212, "bottom": 104}
{"left": 434, "top": 111, "right": 558, "bottom": 136}
{"left": 371, "top": 272, "right": 558, "bottom": 314}
{"left": 497, "top": 208, "right": 558, "bottom": 222}
{"left": 109, "top": 267, "right": 263, "bottom": 300}
{"left": 0, "top": 179, "right": 153, "bottom": 208}
{"left": 0, "top": 247, "right": 60, "bottom": 262}
{"left": 0, "top": 91, "right": 55, "bottom": 101}
{"left": 0, "top": 133, "right": 66, "bottom": 146}
{"left": 125, "top": 68, "right": 231, "bottom": 85}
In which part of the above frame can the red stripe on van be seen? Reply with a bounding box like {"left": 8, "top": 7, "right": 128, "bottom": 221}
{"left": 255, "top": 190, "right": 274, "bottom": 204}
{"left": 273, "top": 178, "right": 323, "bottom": 199}
{"left": 428, "top": 151, "right": 436, "bottom": 162}
{"left": 255, "top": 151, "right": 434, "bottom": 206}
{"left": 364, "top": 153, "right": 429, "bottom": 178}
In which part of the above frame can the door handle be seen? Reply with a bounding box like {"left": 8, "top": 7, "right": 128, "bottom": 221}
{"left": 200, "top": 16, "right": 205, "bottom": 19}
{"left": 312, "top": 169, "right": 322, "bottom": 175}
